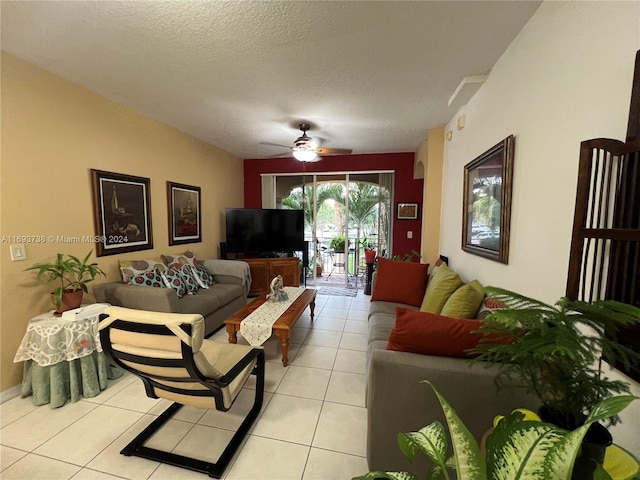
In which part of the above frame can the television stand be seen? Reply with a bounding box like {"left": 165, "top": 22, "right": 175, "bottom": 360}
{"left": 243, "top": 257, "right": 300, "bottom": 297}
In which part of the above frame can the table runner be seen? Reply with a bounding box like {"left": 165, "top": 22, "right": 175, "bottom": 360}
{"left": 240, "top": 287, "right": 305, "bottom": 346}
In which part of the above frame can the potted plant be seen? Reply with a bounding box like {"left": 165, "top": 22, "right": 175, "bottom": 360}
{"left": 26, "top": 250, "right": 107, "bottom": 314}
{"left": 329, "top": 235, "right": 346, "bottom": 253}
{"left": 391, "top": 249, "right": 422, "bottom": 262}
{"left": 353, "top": 381, "right": 639, "bottom": 480}
{"left": 469, "top": 287, "right": 640, "bottom": 478}
{"left": 361, "top": 237, "right": 377, "bottom": 263}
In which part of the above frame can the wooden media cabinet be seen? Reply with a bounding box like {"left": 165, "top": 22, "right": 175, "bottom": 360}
{"left": 243, "top": 257, "right": 300, "bottom": 297}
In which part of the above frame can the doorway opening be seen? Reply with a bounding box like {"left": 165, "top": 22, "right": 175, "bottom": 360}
{"left": 271, "top": 172, "right": 393, "bottom": 289}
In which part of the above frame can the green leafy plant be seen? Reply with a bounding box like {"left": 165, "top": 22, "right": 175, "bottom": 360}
{"left": 469, "top": 287, "right": 640, "bottom": 428}
{"left": 360, "top": 236, "right": 376, "bottom": 250}
{"left": 330, "top": 235, "right": 346, "bottom": 253}
{"left": 352, "top": 382, "right": 638, "bottom": 480}
{"left": 26, "top": 250, "right": 106, "bottom": 310}
{"left": 391, "top": 250, "right": 422, "bottom": 262}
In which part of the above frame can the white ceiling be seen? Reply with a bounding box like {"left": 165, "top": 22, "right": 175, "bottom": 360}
{"left": 1, "top": 1, "right": 541, "bottom": 159}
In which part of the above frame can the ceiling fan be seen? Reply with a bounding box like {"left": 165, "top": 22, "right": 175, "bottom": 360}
{"left": 264, "top": 123, "right": 353, "bottom": 162}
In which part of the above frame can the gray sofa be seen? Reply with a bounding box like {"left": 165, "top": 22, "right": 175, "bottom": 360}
{"left": 94, "top": 259, "right": 251, "bottom": 337}
{"left": 366, "top": 277, "right": 539, "bottom": 474}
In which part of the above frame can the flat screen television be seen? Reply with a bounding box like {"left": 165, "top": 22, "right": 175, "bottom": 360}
{"left": 225, "top": 208, "right": 305, "bottom": 256}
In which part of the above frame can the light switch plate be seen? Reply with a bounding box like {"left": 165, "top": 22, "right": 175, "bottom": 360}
{"left": 10, "top": 244, "right": 26, "bottom": 261}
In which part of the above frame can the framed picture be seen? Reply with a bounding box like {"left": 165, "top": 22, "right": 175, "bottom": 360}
{"left": 462, "top": 135, "right": 515, "bottom": 264}
{"left": 397, "top": 203, "right": 419, "bottom": 220}
{"left": 167, "top": 182, "right": 201, "bottom": 246}
{"left": 91, "top": 169, "right": 153, "bottom": 257}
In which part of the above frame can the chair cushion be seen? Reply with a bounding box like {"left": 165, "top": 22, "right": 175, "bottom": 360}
{"left": 101, "top": 306, "right": 257, "bottom": 410}
{"left": 197, "top": 341, "right": 258, "bottom": 408}
{"left": 205, "top": 283, "right": 245, "bottom": 308}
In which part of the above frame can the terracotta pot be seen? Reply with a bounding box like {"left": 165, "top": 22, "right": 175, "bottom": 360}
{"left": 316, "top": 264, "right": 323, "bottom": 277}
{"left": 51, "top": 289, "right": 84, "bottom": 315}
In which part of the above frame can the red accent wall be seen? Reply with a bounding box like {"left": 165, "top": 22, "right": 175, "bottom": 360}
{"left": 243, "top": 152, "right": 423, "bottom": 258}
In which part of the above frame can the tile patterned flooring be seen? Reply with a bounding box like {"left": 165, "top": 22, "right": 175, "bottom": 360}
{"left": 0, "top": 291, "right": 371, "bottom": 480}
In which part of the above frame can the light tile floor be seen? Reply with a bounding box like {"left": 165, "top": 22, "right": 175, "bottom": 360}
{"left": 1, "top": 290, "right": 371, "bottom": 480}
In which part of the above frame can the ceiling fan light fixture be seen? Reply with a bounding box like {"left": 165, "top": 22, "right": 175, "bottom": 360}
{"left": 293, "top": 149, "right": 318, "bottom": 162}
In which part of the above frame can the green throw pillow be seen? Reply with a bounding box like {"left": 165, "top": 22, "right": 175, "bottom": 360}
{"left": 440, "top": 280, "right": 484, "bottom": 319}
{"left": 420, "top": 263, "right": 462, "bottom": 314}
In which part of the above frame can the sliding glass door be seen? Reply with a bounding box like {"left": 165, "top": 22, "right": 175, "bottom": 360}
{"left": 269, "top": 171, "right": 393, "bottom": 289}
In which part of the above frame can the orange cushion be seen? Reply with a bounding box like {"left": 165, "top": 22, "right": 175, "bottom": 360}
{"left": 371, "top": 258, "right": 430, "bottom": 307}
{"left": 386, "top": 308, "right": 486, "bottom": 358}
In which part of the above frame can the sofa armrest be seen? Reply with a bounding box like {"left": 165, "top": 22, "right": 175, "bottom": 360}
{"left": 202, "top": 259, "right": 252, "bottom": 297}
{"left": 93, "top": 282, "right": 183, "bottom": 312}
{"left": 366, "top": 348, "right": 538, "bottom": 473}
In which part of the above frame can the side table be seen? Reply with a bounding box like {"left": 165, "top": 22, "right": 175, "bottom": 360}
{"left": 13, "top": 304, "right": 123, "bottom": 408}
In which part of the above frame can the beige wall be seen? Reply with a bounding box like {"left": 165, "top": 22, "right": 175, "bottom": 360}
{"left": 440, "top": 2, "right": 640, "bottom": 453}
{"left": 0, "top": 53, "right": 244, "bottom": 392}
{"left": 418, "top": 127, "right": 444, "bottom": 268}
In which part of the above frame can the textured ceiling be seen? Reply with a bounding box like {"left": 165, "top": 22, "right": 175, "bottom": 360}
{"left": 1, "top": 1, "right": 541, "bottom": 159}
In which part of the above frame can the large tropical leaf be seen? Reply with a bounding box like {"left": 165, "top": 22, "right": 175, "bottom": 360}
{"left": 398, "top": 422, "right": 449, "bottom": 468}
{"left": 352, "top": 392, "right": 637, "bottom": 480}
{"left": 488, "top": 395, "right": 638, "bottom": 480}
{"left": 488, "top": 414, "right": 568, "bottom": 479}
{"left": 398, "top": 422, "right": 448, "bottom": 462}
{"left": 423, "top": 381, "right": 487, "bottom": 480}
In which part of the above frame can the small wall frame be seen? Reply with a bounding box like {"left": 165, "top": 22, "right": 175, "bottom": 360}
{"left": 167, "top": 182, "right": 201, "bottom": 246}
{"left": 462, "top": 135, "right": 514, "bottom": 264}
{"left": 397, "top": 203, "right": 419, "bottom": 220}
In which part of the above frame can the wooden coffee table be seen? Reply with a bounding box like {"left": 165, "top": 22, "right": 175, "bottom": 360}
{"left": 224, "top": 288, "right": 316, "bottom": 366}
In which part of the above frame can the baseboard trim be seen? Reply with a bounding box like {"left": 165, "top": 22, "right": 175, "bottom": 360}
{"left": 1, "top": 386, "right": 21, "bottom": 404}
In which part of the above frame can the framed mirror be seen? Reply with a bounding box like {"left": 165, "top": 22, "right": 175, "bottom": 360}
{"left": 462, "top": 135, "right": 514, "bottom": 264}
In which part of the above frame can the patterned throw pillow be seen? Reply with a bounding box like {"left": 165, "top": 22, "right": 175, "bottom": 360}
{"left": 179, "top": 264, "right": 200, "bottom": 295}
{"left": 162, "top": 251, "right": 214, "bottom": 289}
{"left": 193, "top": 261, "right": 215, "bottom": 287}
{"left": 475, "top": 296, "right": 507, "bottom": 320}
{"left": 119, "top": 258, "right": 167, "bottom": 283}
{"left": 161, "top": 251, "right": 197, "bottom": 270}
{"left": 128, "top": 268, "right": 166, "bottom": 288}
{"left": 161, "top": 267, "right": 188, "bottom": 298}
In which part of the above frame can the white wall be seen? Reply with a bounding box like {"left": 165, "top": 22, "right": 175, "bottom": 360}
{"left": 440, "top": 1, "right": 640, "bottom": 454}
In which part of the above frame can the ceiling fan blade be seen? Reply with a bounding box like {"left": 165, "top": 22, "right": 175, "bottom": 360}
{"left": 315, "top": 147, "right": 353, "bottom": 155}
{"left": 260, "top": 142, "right": 293, "bottom": 150}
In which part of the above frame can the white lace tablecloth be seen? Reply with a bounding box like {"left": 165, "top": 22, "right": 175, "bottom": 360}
{"left": 14, "top": 304, "right": 110, "bottom": 367}
{"left": 240, "top": 287, "right": 305, "bottom": 346}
